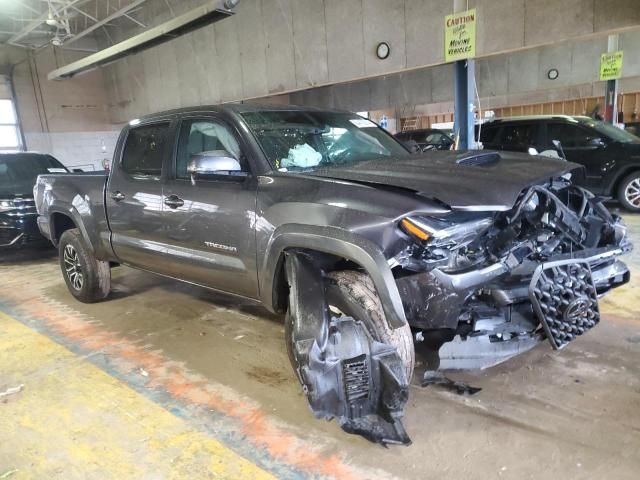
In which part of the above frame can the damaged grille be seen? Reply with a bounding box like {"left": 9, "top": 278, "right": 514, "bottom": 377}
{"left": 529, "top": 260, "right": 600, "bottom": 349}
{"left": 342, "top": 355, "right": 370, "bottom": 402}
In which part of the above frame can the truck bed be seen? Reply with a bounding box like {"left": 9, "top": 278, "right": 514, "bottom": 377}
{"left": 34, "top": 172, "right": 112, "bottom": 259}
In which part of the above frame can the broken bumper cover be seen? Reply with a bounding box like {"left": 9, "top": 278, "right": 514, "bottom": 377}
{"left": 397, "top": 246, "right": 629, "bottom": 330}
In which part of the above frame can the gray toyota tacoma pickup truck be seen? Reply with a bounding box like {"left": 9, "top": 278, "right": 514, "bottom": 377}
{"left": 35, "top": 104, "right": 631, "bottom": 445}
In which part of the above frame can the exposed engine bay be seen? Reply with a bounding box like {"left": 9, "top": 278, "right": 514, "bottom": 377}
{"left": 286, "top": 178, "right": 631, "bottom": 447}
{"left": 393, "top": 178, "right": 630, "bottom": 369}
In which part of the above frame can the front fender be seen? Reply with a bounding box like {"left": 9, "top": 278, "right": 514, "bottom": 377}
{"left": 259, "top": 224, "right": 407, "bottom": 329}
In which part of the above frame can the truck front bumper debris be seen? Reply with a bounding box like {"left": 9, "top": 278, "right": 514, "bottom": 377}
{"left": 396, "top": 247, "right": 629, "bottom": 370}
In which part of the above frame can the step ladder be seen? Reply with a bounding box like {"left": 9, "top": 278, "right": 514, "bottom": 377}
{"left": 402, "top": 117, "right": 420, "bottom": 132}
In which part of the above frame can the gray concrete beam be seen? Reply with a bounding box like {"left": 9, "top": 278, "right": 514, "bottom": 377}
{"left": 93, "top": 0, "right": 640, "bottom": 121}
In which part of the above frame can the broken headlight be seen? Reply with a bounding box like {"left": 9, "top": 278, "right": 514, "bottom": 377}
{"left": 398, "top": 214, "right": 494, "bottom": 272}
{"left": 401, "top": 215, "right": 493, "bottom": 249}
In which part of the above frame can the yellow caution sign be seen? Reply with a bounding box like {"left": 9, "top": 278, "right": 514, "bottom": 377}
{"left": 445, "top": 8, "right": 476, "bottom": 63}
{"left": 600, "top": 51, "right": 624, "bottom": 81}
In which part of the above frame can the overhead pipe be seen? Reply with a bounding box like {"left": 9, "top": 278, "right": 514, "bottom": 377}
{"left": 48, "top": 0, "right": 240, "bottom": 81}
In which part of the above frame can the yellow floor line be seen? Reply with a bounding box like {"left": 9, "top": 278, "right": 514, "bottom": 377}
{"left": 0, "top": 311, "right": 275, "bottom": 480}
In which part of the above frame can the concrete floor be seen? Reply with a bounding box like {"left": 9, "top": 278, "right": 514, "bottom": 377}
{"left": 1, "top": 211, "right": 639, "bottom": 480}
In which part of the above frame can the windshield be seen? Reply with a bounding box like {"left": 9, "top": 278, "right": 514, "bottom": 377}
{"left": 577, "top": 118, "right": 640, "bottom": 144}
{"left": 0, "top": 154, "right": 67, "bottom": 196}
{"left": 241, "top": 110, "right": 409, "bottom": 171}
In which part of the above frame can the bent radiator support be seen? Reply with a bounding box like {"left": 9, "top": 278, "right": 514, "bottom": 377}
{"left": 284, "top": 251, "right": 411, "bottom": 445}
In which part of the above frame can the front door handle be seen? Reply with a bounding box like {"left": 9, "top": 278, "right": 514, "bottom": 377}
{"left": 164, "top": 195, "right": 184, "bottom": 209}
{"left": 111, "top": 191, "right": 125, "bottom": 202}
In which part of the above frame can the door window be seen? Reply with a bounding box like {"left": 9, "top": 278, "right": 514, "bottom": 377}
{"left": 501, "top": 124, "right": 538, "bottom": 149}
{"left": 175, "top": 119, "right": 243, "bottom": 179}
{"left": 479, "top": 124, "right": 500, "bottom": 146}
{"left": 121, "top": 123, "right": 170, "bottom": 177}
{"left": 547, "top": 123, "right": 597, "bottom": 148}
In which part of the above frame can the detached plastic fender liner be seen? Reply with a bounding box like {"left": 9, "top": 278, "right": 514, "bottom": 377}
{"left": 284, "top": 251, "right": 411, "bottom": 446}
{"left": 262, "top": 224, "right": 408, "bottom": 329}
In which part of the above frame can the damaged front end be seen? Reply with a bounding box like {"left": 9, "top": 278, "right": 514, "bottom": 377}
{"left": 392, "top": 178, "right": 631, "bottom": 370}
{"left": 285, "top": 252, "right": 411, "bottom": 446}
{"left": 283, "top": 178, "right": 630, "bottom": 446}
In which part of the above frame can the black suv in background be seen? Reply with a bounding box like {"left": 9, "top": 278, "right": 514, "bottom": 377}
{"left": 479, "top": 115, "right": 640, "bottom": 211}
{"left": 0, "top": 152, "right": 68, "bottom": 249}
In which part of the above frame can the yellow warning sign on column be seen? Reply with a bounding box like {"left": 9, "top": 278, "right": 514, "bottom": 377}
{"left": 600, "top": 51, "right": 624, "bottom": 81}
{"left": 445, "top": 8, "right": 476, "bottom": 63}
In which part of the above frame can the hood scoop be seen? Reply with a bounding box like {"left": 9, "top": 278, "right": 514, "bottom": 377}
{"left": 456, "top": 152, "right": 501, "bottom": 167}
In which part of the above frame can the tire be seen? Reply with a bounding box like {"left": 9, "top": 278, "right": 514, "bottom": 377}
{"left": 325, "top": 271, "right": 415, "bottom": 381}
{"left": 58, "top": 228, "right": 111, "bottom": 303}
{"left": 617, "top": 171, "right": 640, "bottom": 212}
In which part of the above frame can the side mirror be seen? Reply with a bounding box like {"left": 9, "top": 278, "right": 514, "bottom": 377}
{"left": 187, "top": 150, "right": 248, "bottom": 183}
{"left": 72, "top": 168, "right": 84, "bottom": 173}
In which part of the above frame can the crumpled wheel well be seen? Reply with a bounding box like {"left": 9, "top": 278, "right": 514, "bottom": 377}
{"left": 50, "top": 212, "right": 77, "bottom": 246}
{"left": 271, "top": 248, "right": 364, "bottom": 314}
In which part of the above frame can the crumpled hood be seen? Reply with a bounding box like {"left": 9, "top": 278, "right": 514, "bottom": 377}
{"left": 304, "top": 150, "right": 581, "bottom": 211}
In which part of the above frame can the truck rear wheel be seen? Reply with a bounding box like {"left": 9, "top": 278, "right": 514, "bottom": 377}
{"left": 325, "top": 271, "right": 415, "bottom": 381}
{"left": 58, "top": 228, "right": 111, "bottom": 303}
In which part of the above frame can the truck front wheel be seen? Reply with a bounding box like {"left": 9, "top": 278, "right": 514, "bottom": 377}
{"left": 58, "top": 229, "right": 111, "bottom": 303}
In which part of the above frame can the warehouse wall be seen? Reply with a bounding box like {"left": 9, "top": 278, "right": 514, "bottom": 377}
{"left": 1, "top": 45, "right": 118, "bottom": 170}
{"left": 277, "top": 29, "right": 640, "bottom": 115}
{"left": 101, "top": 0, "right": 640, "bottom": 122}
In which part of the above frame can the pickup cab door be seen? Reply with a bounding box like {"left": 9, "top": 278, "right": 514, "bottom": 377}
{"left": 159, "top": 115, "right": 259, "bottom": 299}
{"left": 106, "top": 120, "right": 173, "bottom": 271}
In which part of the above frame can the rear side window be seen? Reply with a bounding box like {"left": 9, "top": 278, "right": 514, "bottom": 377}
{"left": 479, "top": 125, "right": 500, "bottom": 144}
{"left": 121, "top": 123, "right": 170, "bottom": 177}
{"left": 501, "top": 123, "right": 538, "bottom": 149}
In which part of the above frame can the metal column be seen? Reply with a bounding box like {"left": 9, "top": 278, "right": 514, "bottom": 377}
{"left": 452, "top": 0, "right": 476, "bottom": 150}
{"left": 604, "top": 34, "right": 619, "bottom": 124}
{"left": 454, "top": 59, "right": 476, "bottom": 150}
